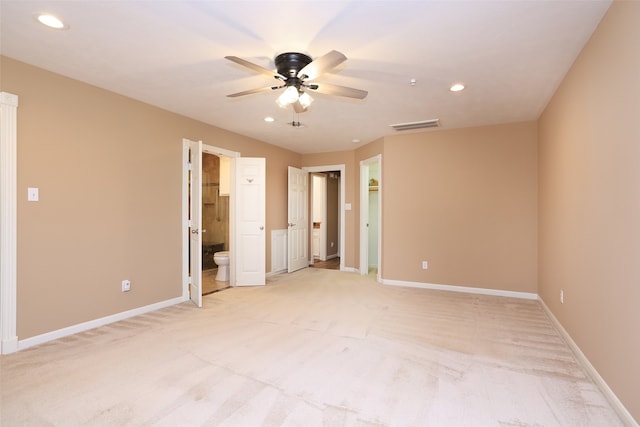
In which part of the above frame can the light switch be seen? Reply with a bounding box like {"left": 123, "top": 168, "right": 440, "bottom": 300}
{"left": 345, "top": 203, "right": 352, "bottom": 211}
{"left": 28, "top": 187, "right": 39, "bottom": 202}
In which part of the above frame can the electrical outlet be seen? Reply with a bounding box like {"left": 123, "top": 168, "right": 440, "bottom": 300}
{"left": 560, "top": 290, "right": 564, "bottom": 304}
{"left": 122, "top": 280, "right": 131, "bottom": 292}
{"left": 27, "top": 187, "right": 39, "bottom": 202}
{"left": 422, "top": 261, "right": 428, "bottom": 270}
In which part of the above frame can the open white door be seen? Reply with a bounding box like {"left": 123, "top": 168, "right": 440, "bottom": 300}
{"left": 235, "top": 157, "right": 266, "bottom": 286}
{"left": 186, "top": 139, "right": 203, "bottom": 307}
{"left": 288, "top": 166, "right": 309, "bottom": 272}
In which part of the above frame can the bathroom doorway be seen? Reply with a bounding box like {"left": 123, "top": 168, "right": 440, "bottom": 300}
{"left": 201, "top": 152, "right": 231, "bottom": 295}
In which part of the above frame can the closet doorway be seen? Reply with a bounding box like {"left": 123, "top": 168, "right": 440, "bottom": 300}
{"left": 360, "top": 155, "right": 382, "bottom": 281}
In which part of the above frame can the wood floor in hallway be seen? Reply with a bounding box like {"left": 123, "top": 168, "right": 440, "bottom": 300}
{"left": 1, "top": 269, "right": 624, "bottom": 426}
{"left": 311, "top": 257, "right": 340, "bottom": 270}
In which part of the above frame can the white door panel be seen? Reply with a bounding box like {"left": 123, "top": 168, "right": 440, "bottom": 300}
{"left": 235, "top": 157, "right": 266, "bottom": 286}
{"left": 186, "top": 139, "right": 202, "bottom": 307}
{"left": 288, "top": 166, "right": 309, "bottom": 272}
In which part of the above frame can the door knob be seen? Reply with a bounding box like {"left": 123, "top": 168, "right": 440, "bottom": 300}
{"left": 191, "top": 229, "right": 199, "bottom": 234}
{"left": 259, "top": 226, "right": 264, "bottom": 230}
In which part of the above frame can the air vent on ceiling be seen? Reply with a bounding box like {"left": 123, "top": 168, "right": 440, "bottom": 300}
{"left": 390, "top": 119, "right": 440, "bottom": 131}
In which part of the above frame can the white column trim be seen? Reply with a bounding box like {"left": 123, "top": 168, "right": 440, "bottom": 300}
{"left": 1, "top": 92, "right": 19, "bottom": 354}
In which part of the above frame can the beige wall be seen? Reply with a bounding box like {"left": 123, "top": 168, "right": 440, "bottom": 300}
{"left": 1, "top": 57, "right": 300, "bottom": 338}
{"left": 538, "top": 0, "right": 640, "bottom": 420}
{"left": 382, "top": 123, "right": 538, "bottom": 292}
{"left": 3, "top": 5, "right": 636, "bottom": 416}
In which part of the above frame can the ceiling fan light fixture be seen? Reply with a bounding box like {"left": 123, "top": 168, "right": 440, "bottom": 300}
{"left": 226, "top": 50, "right": 366, "bottom": 112}
{"left": 298, "top": 92, "right": 313, "bottom": 109}
{"left": 449, "top": 83, "right": 465, "bottom": 92}
{"left": 276, "top": 86, "right": 299, "bottom": 108}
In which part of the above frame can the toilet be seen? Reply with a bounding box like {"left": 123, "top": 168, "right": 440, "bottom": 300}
{"left": 213, "top": 251, "right": 230, "bottom": 281}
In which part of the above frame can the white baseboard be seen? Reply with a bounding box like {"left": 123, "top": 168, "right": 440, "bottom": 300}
{"left": 327, "top": 253, "right": 339, "bottom": 260}
{"left": 538, "top": 298, "right": 638, "bottom": 426}
{"left": 382, "top": 278, "right": 538, "bottom": 300}
{"left": 341, "top": 267, "right": 358, "bottom": 273}
{"left": 1, "top": 336, "right": 18, "bottom": 354}
{"left": 17, "top": 296, "right": 186, "bottom": 351}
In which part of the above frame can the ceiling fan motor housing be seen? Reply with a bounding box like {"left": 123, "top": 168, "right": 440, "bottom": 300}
{"left": 275, "top": 52, "right": 312, "bottom": 82}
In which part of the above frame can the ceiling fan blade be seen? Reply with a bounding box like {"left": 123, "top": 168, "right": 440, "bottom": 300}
{"left": 297, "top": 50, "right": 347, "bottom": 80}
{"left": 226, "top": 86, "right": 279, "bottom": 98}
{"left": 225, "top": 56, "right": 286, "bottom": 80}
{"left": 309, "top": 82, "right": 368, "bottom": 99}
{"left": 292, "top": 100, "right": 307, "bottom": 114}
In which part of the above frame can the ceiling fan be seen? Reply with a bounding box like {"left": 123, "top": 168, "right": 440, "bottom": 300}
{"left": 225, "top": 50, "right": 368, "bottom": 113}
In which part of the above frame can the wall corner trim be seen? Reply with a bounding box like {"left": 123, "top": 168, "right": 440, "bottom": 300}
{"left": 1, "top": 91, "right": 18, "bottom": 355}
{"left": 539, "top": 298, "right": 638, "bottom": 426}
{"left": 17, "top": 296, "right": 186, "bottom": 352}
{"left": 382, "top": 278, "right": 538, "bottom": 300}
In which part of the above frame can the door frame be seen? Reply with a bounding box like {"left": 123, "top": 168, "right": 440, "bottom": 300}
{"left": 182, "top": 142, "right": 239, "bottom": 300}
{"left": 303, "top": 164, "right": 346, "bottom": 271}
{"left": 359, "top": 155, "right": 382, "bottom": 281}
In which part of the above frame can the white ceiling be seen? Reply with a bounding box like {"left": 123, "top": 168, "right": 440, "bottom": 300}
{"left": 0, "top": 1, "right": 611, "bottom": 154}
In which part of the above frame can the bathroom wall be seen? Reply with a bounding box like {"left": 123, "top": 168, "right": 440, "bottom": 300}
{"left": 202, "top": 153, "right": 229, "bottom": 248}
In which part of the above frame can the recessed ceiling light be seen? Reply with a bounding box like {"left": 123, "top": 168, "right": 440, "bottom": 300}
{"left": 264, "top": 117, "right": 275, "bottom": 123}
{"left": 37, "top": 14, "right": 67, "bottom": 29}
{"left": 449, "top": 83, "right": 465, "bottom": 92}
{"left": 352, "top": 139, "right": 361, "bottom": 144}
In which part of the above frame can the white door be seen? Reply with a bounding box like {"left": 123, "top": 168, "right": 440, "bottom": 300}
{"left": 235, "top": 157, "right": 266, "bottom": 286}
{"left": 288, "top": 166, "right": 309, "bottom": 272}
{"left": 187, "top": 139, "right": 203, "bottom": 307}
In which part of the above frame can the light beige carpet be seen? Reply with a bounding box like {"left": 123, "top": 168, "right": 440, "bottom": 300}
{"left": 1, "top": 269, "right": 623, "bottom": 426}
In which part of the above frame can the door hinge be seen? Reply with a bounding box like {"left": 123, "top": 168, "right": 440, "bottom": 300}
{"left": 188, "top": 219, "right": 192, "bottom": 228}
{"left": 188, "top": 276, "right": 192, "bottom": 285}
{"left": 188, "top": 161, "right": 192, "bottom": 170}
